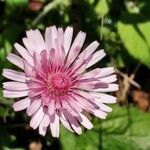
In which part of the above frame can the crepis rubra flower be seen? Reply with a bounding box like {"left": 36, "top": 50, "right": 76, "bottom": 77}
{"left": 2, "top": 26, "right": 118, "bottom": 137}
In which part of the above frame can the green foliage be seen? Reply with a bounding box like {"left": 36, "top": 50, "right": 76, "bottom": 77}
{"left": 60, "top": 105, "right": 150, "bottom": 150}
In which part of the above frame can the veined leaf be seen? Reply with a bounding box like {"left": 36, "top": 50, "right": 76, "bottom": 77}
{"left": 60, "top": 105, "right": 150, "bottom": 150}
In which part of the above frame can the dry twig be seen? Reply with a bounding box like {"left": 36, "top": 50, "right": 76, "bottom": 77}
{"left": 117, "top": 63, "right": 141, "bottom": 103}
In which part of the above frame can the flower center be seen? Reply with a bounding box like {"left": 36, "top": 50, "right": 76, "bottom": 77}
{"left": 47, "top": 73, "right": 71, "bottom": 96}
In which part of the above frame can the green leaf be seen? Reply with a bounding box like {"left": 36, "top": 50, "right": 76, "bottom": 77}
{"left": 118, "top": 14, "right": 150, "bottom": 68}
{"left": 60, "top": 127, "right": 99, "bottom": 150}
{"left": 102, "top": 135, "right": 141, "bottom": 150}
{"left": 60, "top": 105, "right": 150, "bottom": 150}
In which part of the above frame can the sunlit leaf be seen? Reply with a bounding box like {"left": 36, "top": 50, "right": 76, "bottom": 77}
{"left": 118, "top": 15, "right": 150, "bottom": 68}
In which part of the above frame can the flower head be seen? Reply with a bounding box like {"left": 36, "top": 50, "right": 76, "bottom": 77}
{"left": 3, "top": 26, "right": 118, "bottom": 137}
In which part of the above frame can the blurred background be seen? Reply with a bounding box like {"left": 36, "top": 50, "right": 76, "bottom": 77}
{"left": 0, "top": 0, "right": 150, "bottom": 149}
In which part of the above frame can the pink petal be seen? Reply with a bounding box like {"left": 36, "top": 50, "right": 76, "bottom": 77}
{"left": 75, "top": 55, "right": 92, "bottom": 74}
{"left": 57, "top": 28, "right": 65, "bottom": 62}
{"left": 70, "top": 31, "right": 86, "bottom": 53}
{"left": 24, "top": 61, "right": 34, "bottom": 77}
{"left": 96, "top": 67, "right": 114, "bottom": 78}
{"left": 30, "top": 106, "right": 44, "bottom": 129}
{"left": 71, "top": 49, "right": 87, "bottom": 70}
{"left": 50, "top": 112, "right": 60, "bottom": 138}
{"left": 29, "top": 76, "right": 44, "bottom": 84}
{"left": 73, "top": 93, "right": 94, "bottom": 111}
{"left": 64, "top": 26, "right": 73, "bottom": 55}
{"left": 66, "top": 46, "right": 81, "bottom": 66}
{"left": 94, "top": 82, "right": 108, "bottom": 89}
{"left": 92, "top": 101, "right": 112, "bottom": 112}
{"left": 75, "top": 91, "right": 111, "bottom": 112}
{"left": 28, "top": 90, "right": 45, "bottom": 98}
{"left": 3, "top": 82, "right": 28, "bottom": 91}
{"left": 3, "top": 90, "right": 28, "bottom": 98}
{"left": 76, "top": 90, "right": 93, "bottom": 99}
{"left": 67, "top": 32, "right": 86, "bottom": 65}
{"left": 74, "top": 91, "right": 99, "bottom": 110}
{"left": 22, "top": 38, "right": 34, "bottom": 55}
{"left": 100, "top": 75, "right": 117, "bottom": 83}
{"left": 67, "top": 97, "right": 83, "bottom": 112}
{"left": 27, "top": 98, "right": 41, "bottom": 116}
{"left": 50, "top": 26, "right": 58, "bottom": 50}
{"left": 81, "top": 68, "right": 101, "bottom": 78}
{"left": 7, "top": 53, "right": 24, "bottom": 69}
{"left": 91, "top": 84, "right": 119, "bottom": 92}
{"left": 90, "top": 93, "right": 117, "bottom": 104}
{"left": 39, "top": 113, "right": 50, "bottom": 136}
{"left": 77, "top": 82, "right": 108, "bottom": 90}
{"left": 30, "top": 87, "right": 46, "bottom": 95}
{"left": 32, "top": 54, "right": 46, "bottom": 79}
{"left": 75, "top": 41, "right": 99, "bottom": 65}
{"left": 79, "top": 41, "right": 99, "bottom": 60}
{"left": 28, "top": 82, "right": 44, "bottom": 90}
{"left": 2, "top": 69, "right": 26, "bottom": 82}
{"left": 14, "top": 43, "right": 33, "bottom": 65}
{"left": 77, "top": 113, "right": 93, "bottom": 129}
{"left": 45, "top": 27, "right": 53, "bottom": 51}
{"left": 77, "top": 83, "right": 95, "bottom": 90}
{"left": 58, "top": 28, "right": 64, "bottom": 49}
{"left": 53, "top": 39, "right": 62, "bottom": 62}
{"left": 49, "top": 48, "right": 57, "bottom": 65}
{"left": 63, "top": 110, "right": 82, "bottom": 134}
{"left": 61, "top": 100, "right": 79, "bottom": 117}
{"left": 60, "top": 111, "right": 74, "bottom": 132}
{"left": 13, "top": 97, "right": 31, "bottom": 111}
{"left": 26, "top": 29, "right": 45, "bottom": 53}
{"left": 94, "top": 110, "right": 107, "bottom": 119}
{"left": 78, "top": 78, "right": 99, "bottom": 83}
{"left": 86, "top": 49, "right": 106, "bottom": 69}
{"left": 48, "top": 99, "right": 55, "bottom": 116}
{"left": 40, "top": 50, "right": 48, "bottom": 69}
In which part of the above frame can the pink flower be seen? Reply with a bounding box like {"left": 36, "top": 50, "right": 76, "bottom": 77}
{"left": 3, "top": 26, "right": 118, "bottom": 137}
